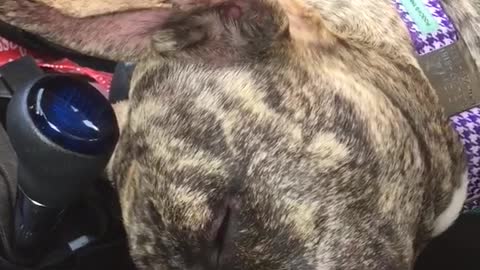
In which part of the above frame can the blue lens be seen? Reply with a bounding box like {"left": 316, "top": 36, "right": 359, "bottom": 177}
{"left": 27, "top": 76, "right": 119, "bottom": 155}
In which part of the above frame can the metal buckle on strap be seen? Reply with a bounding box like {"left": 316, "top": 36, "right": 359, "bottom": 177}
{"left": 417, "top": 36, "right": 480, "bottom": 117}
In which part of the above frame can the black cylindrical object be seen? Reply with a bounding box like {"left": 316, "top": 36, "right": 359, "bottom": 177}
{"left": 1, "top": 56, "right": 119, "bottom": 259}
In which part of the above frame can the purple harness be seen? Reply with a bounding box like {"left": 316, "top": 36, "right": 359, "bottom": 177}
{"left": 451, "top": 109, "right": 480, "bottom": 211}
{"left": 394, "top": 0, "right": 480, "bottom": 212}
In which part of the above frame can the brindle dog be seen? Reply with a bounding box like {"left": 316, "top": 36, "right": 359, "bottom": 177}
{"left": 1, "top": 0, "right": 478, "bottom": 269}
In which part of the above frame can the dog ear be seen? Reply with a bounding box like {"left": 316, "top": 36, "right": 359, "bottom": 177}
{"left": 277, "top": 0, "right": 335, "bottom": 46}
{"left": 0, "top": 0, "right": 174, "bottom": 62}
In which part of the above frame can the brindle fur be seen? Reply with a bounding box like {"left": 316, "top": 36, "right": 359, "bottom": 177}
{"left": 0, "top": 0, "right": 477, "bottom": 269}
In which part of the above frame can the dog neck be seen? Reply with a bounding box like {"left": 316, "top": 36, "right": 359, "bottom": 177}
{"left": 394, "top": 0, "right": 480, "bottom": 212}
{"left": 394, "top": 0, "right": 480, "bottom": 117}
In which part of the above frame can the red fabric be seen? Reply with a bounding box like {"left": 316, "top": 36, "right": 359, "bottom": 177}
{"left": 0, "top": 36, "right": 112, "bottom": 94}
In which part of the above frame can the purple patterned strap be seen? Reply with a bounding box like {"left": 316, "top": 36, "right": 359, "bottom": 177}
{"left": 394, "top": 0, "right": 458, "bottom": 55}
{"left": 394, "top": 0, "right": 480, "bottom": 211}
{"left": 451, "top": 109, "right": 480, "bottom": 211}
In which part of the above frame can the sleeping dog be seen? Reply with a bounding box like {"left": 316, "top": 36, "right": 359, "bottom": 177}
{"left": 1, "top": 0, "right": 479, "bottom": 269}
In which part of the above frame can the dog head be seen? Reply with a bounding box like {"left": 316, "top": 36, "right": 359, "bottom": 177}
{"left": 0, "top": 0, "right": 466, "bottom": 269}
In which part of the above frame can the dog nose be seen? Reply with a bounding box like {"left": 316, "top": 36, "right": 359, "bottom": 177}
{"left": 202, "top": 195, "right": 240, "bottom": 269}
